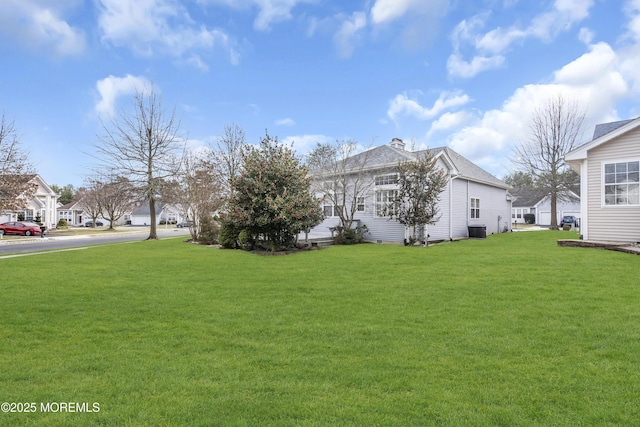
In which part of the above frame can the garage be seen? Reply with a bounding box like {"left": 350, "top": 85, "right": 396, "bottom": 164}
{"left": 538, "top": 211, "right": 557, "bottom": 226}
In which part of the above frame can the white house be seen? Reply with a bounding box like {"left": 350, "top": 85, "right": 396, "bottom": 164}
{"left": 511, "top": 190, "right": 580, "bottom": 226}
{"left": 57, "top": 200, "right": 86, "bottom": 226}
{"left": 57, "top": 199, "right": 129, "bottom": 227}
{"left": 309, "top": 139, "right": 512, "bottom": 244}
{"left": 565, "top": 118, "right": 640, "bottom": 242}
{"left": 0, "top": 174, "right": 58, "bottom": 228}
{"left": 130, "top": 202, "right": 182, "bottom": 226}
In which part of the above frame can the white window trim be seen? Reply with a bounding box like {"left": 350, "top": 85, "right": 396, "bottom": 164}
{"left": 374, "top": 173, "right": 398, "bottom": 187}
{"left": 470, "top": 197, "right": 480, "bottom": 220}
{"left": 601, "top": 159, "right": 640, "bottom": 207}
{"left": 375, "top": 189, "right": 397, "bottom": 218}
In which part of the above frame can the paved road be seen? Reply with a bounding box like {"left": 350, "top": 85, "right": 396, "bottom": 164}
{"left": 0, "top": 227, "right": 191, "bottom": 255}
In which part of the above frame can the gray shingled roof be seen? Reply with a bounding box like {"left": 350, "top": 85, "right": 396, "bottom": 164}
{"left": 424, "top": 146, "right": 509, "bottom": 189}
{"left": 510, "top": 188, "right": 547, "bottom": 207}
{"left": 592, "top": 119, "right": 635, "bottom": 140}
{"left": 324, "top": 143, "right": 508, "bottom": 190}
{"left": 131, "top": 201, "right": 165, "bottom": 215}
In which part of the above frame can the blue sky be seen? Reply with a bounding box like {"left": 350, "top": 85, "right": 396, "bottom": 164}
{"left": 1, "top": 0, "right": 639, "bottom": 188}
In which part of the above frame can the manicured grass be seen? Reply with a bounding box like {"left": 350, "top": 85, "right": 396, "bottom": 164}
{"left": 0, "top": 231, "right": 638, "bottom": 426}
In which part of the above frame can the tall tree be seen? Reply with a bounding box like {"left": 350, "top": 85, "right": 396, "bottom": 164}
{"left": 388, "top": 151, "right": 448, "bottom": 244}
{"left": 223, "top": 131, "right": 323, "bottom": 251}
{"left": 512, "top": 94, "right": 585, "bottom": 230}
{"left": 96, "top": 87, "right": 185, "bottom": 239}
{"left": 0, "top": 113, "right": 37, "bottom": 213}
{"left": 306, "top": 140, "right": 372, "bottom": 232}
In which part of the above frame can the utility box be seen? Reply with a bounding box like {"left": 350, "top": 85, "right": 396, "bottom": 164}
{"left": 468, "top": 225, "right": 486, "bottom": 239}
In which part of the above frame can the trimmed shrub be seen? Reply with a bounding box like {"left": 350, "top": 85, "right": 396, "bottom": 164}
{"left": 218, "top": 222, "right": 240, "bottom": 249}
{"left": 56, "top": 218, "right": 68, "bottom": 229}
{"left": 334, "top": 224, "right": 368, "bottom": 245}
{"left": 237, "top": 229, "right": 255, "bottom": 250}
{"left": 198, "top": 216, "right": 219, "bottom": 245}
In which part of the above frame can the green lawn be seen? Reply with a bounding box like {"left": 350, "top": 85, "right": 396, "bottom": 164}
{"left": 1, "top": 231, "right": 638, "bottom": 426}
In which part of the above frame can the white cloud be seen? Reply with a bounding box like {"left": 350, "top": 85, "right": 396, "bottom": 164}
{"left": 200, "top": 0, "right": 314, "bottom": 31}
{"left": 276, "top": 118, "right": 296, "bottom": 126}
{"left": 427, "top": 111, "right": 475, "bottom": 137}
{"left": 624, "top": 0, "right": 640, "bottom": 42}
{"left": 446, "top": 38, "right": 633, "bottom": 177}
{"left": 333, "top": 12, "right": 367, "bottom": 58}
{"left": 578, "top": 27, "right": 594, "bottom": 44}
{"left": 0, "top": 0, "right": 86, "bottom": 57}
{"left": 370, "top": 0, "right": 429, "bottom": 25}
{"left": 97, "top": 0, "right": 237, "bottom": 66}
{"left": 387, "top": 91, "right": 471, "bottom": 122}
{"left": 448, "top": 0, "right": 595, "bottom": 79}
{"left": 95, "top": 75, "right": 152, "bottom": 117}
{"left": 447, "top": 53, "right": 505, "bottom": 79}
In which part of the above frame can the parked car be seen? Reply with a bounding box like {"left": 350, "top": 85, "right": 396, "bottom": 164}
{"left": 0, "top": 221, "right": 43, "bottom": 236}
{"left": 560, "top": 215, "right": 578, "bottom": 228}
{"left": 85, "top": 221, "right": 104, "bottom": 227}
{"left": 176, "top": 221, "right": 194, "bottom": 228}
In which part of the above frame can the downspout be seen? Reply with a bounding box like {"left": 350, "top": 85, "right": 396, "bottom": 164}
{"left": 580, "top": 159, "right": 588, "bottom": 240}
{"left": 449, "top": 174, "right": 453, "bottom": 240}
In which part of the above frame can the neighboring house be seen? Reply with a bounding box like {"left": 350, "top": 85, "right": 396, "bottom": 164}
{"left": 130, "top": 202, "right": 182, "bottom": 226}
{"left": 57, "top": 199, "right": 127, "bottom": 227}
{"left": 57, "top": 200, "right": 86, "bottom": 226}
{"left": 511, "top": 189, "right": 580, "bottom": 226}
{"left": 310, "top": 138, "right": 512, "bottom": 244}
{"left": 565, "top": 117, "right": 640, "bottom": 242}
{"left": 0, "top": 174, "right": 58, "bottom": 229}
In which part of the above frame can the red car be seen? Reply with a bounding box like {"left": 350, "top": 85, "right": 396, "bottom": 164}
{"left": 0, "top": 221, "right": 43, "bottom": 236}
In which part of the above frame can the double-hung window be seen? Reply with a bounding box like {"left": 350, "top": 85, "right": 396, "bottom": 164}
{"left": 375, "top": 190, "right": 397, "bottom": 217}
{"left": 374, "top": 174, "right": 397, "bottom": 217}
{"left": 604, "top": 161, "right": 639, "bottom": 205}
{"left": 470, "top": 198, "right": 480, "bottom": 219}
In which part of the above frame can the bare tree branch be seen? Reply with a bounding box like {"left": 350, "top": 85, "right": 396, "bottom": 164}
{"left": 95, "top": 87, "right": 185, "bottom": 239}
{"left": 307, "top": 140, "right": 373, "bottom": 231}
{"left": 511, "top": 94, "right": 585, "bottom": 229}
{"left": 0, "top": 112, "right": 37, "bottom": 213}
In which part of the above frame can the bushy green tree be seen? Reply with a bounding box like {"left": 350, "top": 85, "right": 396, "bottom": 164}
{"left": 51, "top": 184, "right": 75, "bottom": 205}
{"left": 222, "top": 131, "right": 323, "bottom": 252}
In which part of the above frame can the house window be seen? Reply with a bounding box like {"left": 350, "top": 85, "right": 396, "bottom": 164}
{"left": 604, "top": 161, "right": 640, "bottom": 205}
{"left": 375, "top": 174, "right": 397, "bottom": 186}
{"left": 356, "top": 197, "right": 365, "bottom": 212}
{"left": 470, "top": 198, "right": 480, "bottom": 219}
{"left": 375, "top": 190, "right": 397, "bottom": 217}
{"left": 323, "top": 205, "right": 334, "bottom": 217}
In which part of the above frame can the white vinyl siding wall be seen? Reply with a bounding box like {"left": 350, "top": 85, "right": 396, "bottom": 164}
{"left": 586, "top": 128, "right": 640, "bottom": 242}
{"left": 466, "top": 181, "right": 512, "bottom": 235}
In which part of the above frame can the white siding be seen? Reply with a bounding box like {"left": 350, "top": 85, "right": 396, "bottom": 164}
{"left": 586, "top": 128, "right": 640, "bottom": 242}
{"left": 308, "top": 159, "right": 511, "bottom": 243}
{"left": 465, "top": 181, "right": 511, "bottom": 236}
{"left": 451, "top": 178, "right": 470, "bottom": 237}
